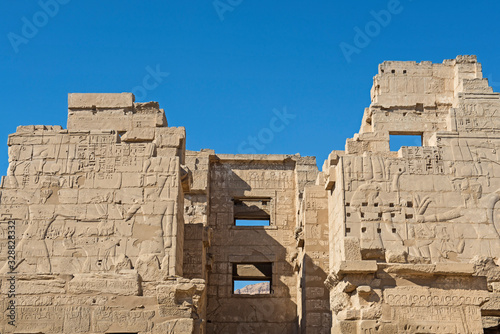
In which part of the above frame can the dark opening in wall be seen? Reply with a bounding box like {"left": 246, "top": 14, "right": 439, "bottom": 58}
{"left": 234, "top": 198, "right": 272, "bottom": 226}
{"left": 389, "top": 133, "right": 423, "bottom": 151}
{"left": 232, "top": 263, "right": 272, "bottom": 295}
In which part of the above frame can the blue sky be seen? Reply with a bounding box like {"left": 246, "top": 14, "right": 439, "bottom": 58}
{"left": 1, "top": 1, "right": 500, "bottom": 175}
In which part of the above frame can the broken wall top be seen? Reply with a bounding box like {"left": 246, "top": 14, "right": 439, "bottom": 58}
{"left": 67, "top": 93, "right": 168, "bottom": 131}
{"left": 322, "top": 56, "right": 500, "bottom": 267}
{"left": 337, "top": 55, "right": 500, "bottom": 158}
{"left": 1, "top": 93, "right": 188, "bottom": 278}
{"left": 371, "top": 55, "right": 490, "bottom": 109}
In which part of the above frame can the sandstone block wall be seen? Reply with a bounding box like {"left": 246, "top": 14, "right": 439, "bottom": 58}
{"left": 324, "top": 55, "right": 500, "bottom": 333}
{"left": 0, "top": 94, "right": 203, "bottom": 334}
{"left": 205, "top": 154, "right": 317, "bottom": 333}
{"left": 2, "top": 56, "right": 500, "bottom": 334}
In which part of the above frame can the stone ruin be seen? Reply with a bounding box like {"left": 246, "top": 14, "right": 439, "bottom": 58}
{"left": 1, "top": 55, "right": 500, "bottom": 333}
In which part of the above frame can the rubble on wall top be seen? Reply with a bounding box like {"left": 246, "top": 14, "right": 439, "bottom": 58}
{"left": 16, "top": 125, "right": 64, "bottom": 132}
{"left": 454, "top": 54, "right": 478, "bottom": 63}
{"left": 212, "top": 153, "right": 317, "bottom": 165}
{"left": 379, "top": 55, "right": 478, "bottom": 69}
{"left": 68, "top": 93, "right": 163, "bottom": 115}
{"left": 67, "top": 93, "right": 168, "bottom": 131}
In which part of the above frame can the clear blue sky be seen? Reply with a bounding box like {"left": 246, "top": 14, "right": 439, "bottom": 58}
{"left": 1, "top": 1, "right": 500, "bottom": 175}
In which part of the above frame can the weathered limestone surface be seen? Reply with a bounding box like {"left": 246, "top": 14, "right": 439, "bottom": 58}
{"left": 205, "top": 154, "right": 317, "bottom": 333}
{"left": 2, "top": 56, "right": 500, "bottom": 333}
{"left": 0, "top": 94, "right": 201, "bottom": 334}
{"left": 324, "top": 55, "right": 500, "bottom": 333}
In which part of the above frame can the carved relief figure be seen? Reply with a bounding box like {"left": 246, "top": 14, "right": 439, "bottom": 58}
{"left": 416, "top": 180, "right": 500, "bottom": 258}
{"left": 1, "top": 210, "right": 76, "bottom": 274}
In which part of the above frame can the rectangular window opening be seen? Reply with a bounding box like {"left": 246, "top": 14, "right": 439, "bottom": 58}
{"left": 235, "top": 218, "right": 270, "bottom": 227}
{"left": 389, "top": 133, "right": 423, "bottom": 151}
{"left": 233, "top": 280, "right": 271, "bottom": 295}
{"left": 234, "top": 197, "right": 272, "bottom": 227}
{"left": 232, "top": 263, "right": 272, "bottom": 295}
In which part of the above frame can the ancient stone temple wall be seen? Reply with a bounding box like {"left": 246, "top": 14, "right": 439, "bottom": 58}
{"left": 2, "top": 56, "right": 500, "bottom": 334}
{"left": 0, "top": 93, "right": 204, "bottom": 334}
{"left": 323, "top": 55, "right": 500, "bottom": 333}
{"left": 204, "top": 154, "right": 317, "bottom": 333}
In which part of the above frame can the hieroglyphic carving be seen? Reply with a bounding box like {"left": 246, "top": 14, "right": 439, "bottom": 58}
{"left": 93, "top": 307, "right": 155, "bottom": 333}
{"left": 455, "top": 101, "right": 500, "bottom": 133}
{"left": 0, "top": 94, "right": 200, "bottom": 334}
{"left": 329, "top": 57, "right": 500, "bottom": 333}
{"left": 384, "top": 287, "right": 486, "bottom": 333}
{"left": 212, "top": 166, "right": 294, "bottom": 190}
{"left": 0, "top": 210, "right": 76, "bottom": 274}
{"left": 402, "top": 147, "right": 445, "bottom": 175}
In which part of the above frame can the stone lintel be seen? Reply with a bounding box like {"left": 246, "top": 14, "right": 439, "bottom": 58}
{"left": 383, "top": 263, "right": 475, "bottom": 276}
{"left": 335, "top": 261, "right": 378, "bottom": 275}
{"left": 68, "top": 93, "right": 134, "bottom": 109}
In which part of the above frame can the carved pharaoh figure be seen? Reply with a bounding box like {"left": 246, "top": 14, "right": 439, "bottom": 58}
{"left": 416, "top": 180, "right": 500, "bottom": 258}
{"left": 0, "top": 210, "right": 76, "bottom": 274}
